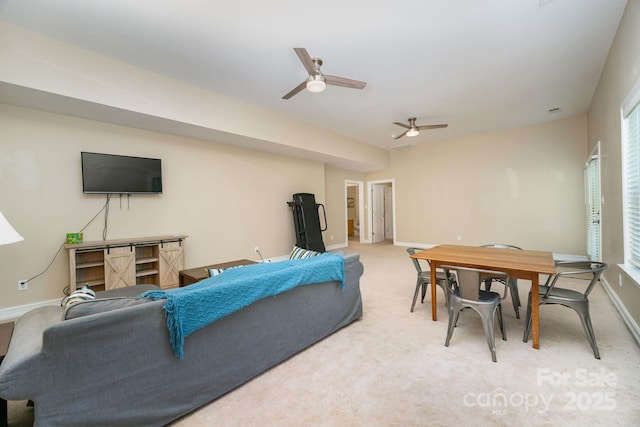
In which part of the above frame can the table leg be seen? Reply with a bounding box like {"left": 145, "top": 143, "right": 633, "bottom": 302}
{"left": 531, "top": 273, "right": 540, "bottom": 349}
{"left": 431, "top": 261, "right": 438, "bottom": 321}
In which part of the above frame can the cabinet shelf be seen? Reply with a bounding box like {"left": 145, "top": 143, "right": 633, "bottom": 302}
{"left": 76, "top": 261, "right": 104, "bottom": 269}
{"left": 136, "top": 269, "right": 159, "bottom": 278}
{"left": 67, "top": 235, "right": 187, "bottom": 292}
{"left": 136, "top": 257, "right": 159, "bottom": 265}
{"left": 75, "top": 278, "right": 106, "bottom": 287}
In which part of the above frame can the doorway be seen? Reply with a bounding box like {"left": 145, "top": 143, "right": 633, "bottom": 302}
{"left": 368, "top": 179, "right": 395, "bottom": 244}
{"left": 345, "top": 180, "right": 364, "bottom": 245}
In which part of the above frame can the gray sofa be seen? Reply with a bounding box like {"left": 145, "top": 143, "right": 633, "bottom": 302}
{"left": 0, "top": 253, "right": 364, "bottom": 427}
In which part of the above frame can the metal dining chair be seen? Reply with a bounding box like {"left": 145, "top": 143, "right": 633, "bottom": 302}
{"left": 441, "top": 265, "right": 509, "bottom": 362}
{"left": 480, "top": 244, "right": 523, "bottom": 318}
{"left": 523, "top": 261, "right": 608, "bottom": 359}
{"left": 406, "top": 247, "right": 450, "bottom": 312}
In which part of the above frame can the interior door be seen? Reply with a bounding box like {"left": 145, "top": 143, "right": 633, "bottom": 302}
{"left": 384, "top": 185, "right": 393, "bottom": 239}
{"left": 372, "top": 184, "right": 385, "bottom": 243}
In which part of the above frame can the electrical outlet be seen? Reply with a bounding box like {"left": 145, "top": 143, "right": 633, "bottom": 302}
{"left": 18, "top": 280, "right": 28, "bottom": 291}
{"left": 619, "top": 274, "right": 623, "bottom": 287}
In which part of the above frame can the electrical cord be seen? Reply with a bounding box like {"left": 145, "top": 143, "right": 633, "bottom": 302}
{"left": 26, "top": 194, "right": 112, "bottom": 295}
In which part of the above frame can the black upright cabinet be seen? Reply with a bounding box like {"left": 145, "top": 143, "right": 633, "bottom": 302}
{"left": 287, "top": 193, "right": 327, "bottom": 252}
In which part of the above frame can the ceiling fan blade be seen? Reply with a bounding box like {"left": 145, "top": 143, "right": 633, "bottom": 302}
{"left": 325, "top": 75, "right": 367, "bottom": 89}
{"left": 393, "top": 121, "right": 411, "bottom": 129}
{"left": 417, "top": 124, "right": 448, "bottom": 130}
{"left": 294, "top": 48, "right": 317, "bottom": 75}
{"left": 282, "top": 81, "right": 307, "bottom": 100}
{"left": 393, "top": 130, "right": 408, "bottom": 140}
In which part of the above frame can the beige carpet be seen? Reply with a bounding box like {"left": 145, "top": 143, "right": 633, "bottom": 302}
{"left": 9, "top": 241, "right": 640, "bottom": 426}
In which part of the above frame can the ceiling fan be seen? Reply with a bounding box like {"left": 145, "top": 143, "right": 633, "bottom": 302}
{"left": 282, "top": 48, "right": 367, "bottom": 100}
{"left": 392, "top": 117, "right": 448, "bottom": 140}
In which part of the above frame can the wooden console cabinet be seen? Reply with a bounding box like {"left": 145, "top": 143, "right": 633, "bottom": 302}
{"left": 66, "top": 235, "right": 187, "bottom": 292}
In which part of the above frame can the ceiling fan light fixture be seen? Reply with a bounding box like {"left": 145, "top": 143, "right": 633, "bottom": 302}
{"left": 406, "top": 128, "right": 420, "bottom": 137}
{"left": 306, "top": 75, "right": 326, "bottom": 93}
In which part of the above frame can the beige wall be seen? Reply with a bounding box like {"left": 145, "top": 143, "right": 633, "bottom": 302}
{"left": 2, "top": 3, "right": 639, "bottom": 335}
{"left": 366, "top": 115, "right": 588, "bottom": 254}
{"left": 0, "top": 22, "right": 389, "bottom": 173}
{"left": 0, "top": 105, "right": 324, "bottom": 309}
{"left": 324, "top": 166, "right": 365, "bottom": 246}
{"left": 588, "top": 0, "right": 640, "bottom": 325}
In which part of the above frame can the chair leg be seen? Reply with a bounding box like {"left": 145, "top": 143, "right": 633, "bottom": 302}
{"left": 497, "top": 303, "right": 506, "bottom": 341}
{"left": 510, "top": 279, "right": 522, "bottom": 307}
{"left": 480, "top": 307, "right": 498, "bottom": 362}
{"left": 509, "top": 279, "right": 521, "bottom": 319}
{"left": 437, "top": 281, "right": 449, "bottom": 308}
{"left": 523, "top": 292, "right": 532, "bottom": 342}
{"left": 410, "top": 278, "right": 422, "bottom": 312}
{"left": 445, "top": 305, "right": 460, "bottom": 347}
{"left": 575, "top": 302, "right": 601, "bottom": 359}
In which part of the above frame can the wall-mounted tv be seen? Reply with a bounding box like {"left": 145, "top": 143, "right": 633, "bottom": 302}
{"left": 81, "top": 152, "right": 162, "bottom": 194}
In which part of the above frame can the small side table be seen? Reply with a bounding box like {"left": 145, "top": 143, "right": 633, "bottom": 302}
{"left": 0, "top": 321, "right": 14, "bottom": 427}
{"left": 179, "top": 259, "right": 257, "bottom": 286}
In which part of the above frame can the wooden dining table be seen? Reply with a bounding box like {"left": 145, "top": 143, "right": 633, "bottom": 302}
{"left": 411, "top": 244, "right": 556, "bottom": 349}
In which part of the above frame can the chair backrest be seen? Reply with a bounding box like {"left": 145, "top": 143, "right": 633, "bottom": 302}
{"left": 406, "top": 247, "right": 426, "bottom": 274}
{"left": 481, "top": 244, "right": 523, "bottom": 250}
{"left": 441, "top": 265, "right": 509, "bottom": 301}
{"left": 547, "top": 261, "right": 608, "bottom": 297}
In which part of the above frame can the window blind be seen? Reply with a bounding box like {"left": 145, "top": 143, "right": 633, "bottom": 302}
{"left": 624, "top": 100, "right": 640, "bottom": 267}
{"left": 585, "top": 154, "right": 600, "bottom": 261}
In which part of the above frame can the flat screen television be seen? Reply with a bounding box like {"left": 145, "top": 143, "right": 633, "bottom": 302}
{"left": 81, "top": 152, "right": 162, "bottom": 194}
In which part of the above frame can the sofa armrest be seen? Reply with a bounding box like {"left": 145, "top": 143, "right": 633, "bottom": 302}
{"left": 0, "top": 305, "right": 62, "bottom": 399}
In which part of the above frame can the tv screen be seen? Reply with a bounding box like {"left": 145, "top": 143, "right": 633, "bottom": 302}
{"left": 81, "top": 152, "right": 162, "bottom": 194}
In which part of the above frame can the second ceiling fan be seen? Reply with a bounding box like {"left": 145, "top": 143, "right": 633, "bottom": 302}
{"left": 393, "top": 117, "right": 448, "bottom": 139}
{"left": 282, "top": 48, "right": 367, "bottom": 99}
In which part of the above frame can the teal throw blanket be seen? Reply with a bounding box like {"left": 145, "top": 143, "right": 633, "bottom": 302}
{"left": 141, "top": 252, "right": 345, "bottom": 358}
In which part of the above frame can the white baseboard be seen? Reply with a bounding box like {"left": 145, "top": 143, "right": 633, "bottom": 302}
{"left": 326, "top": 243, "right": 348, "bottom": 251}
{"left": 395, "top": 241, "right": 436, "bottom": 249}
{"left": 600, "top": 275, "right": 640, "bottom": 347}
{"left": 0, "top": 298, "right": 60, "bottom": 323}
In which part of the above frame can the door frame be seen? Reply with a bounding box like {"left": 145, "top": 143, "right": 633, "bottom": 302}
{"left": 367, "top": 179, "right": 396, "bottom": 244}
{"left": 345, "top": 180, "right": 365, "bottom": 244}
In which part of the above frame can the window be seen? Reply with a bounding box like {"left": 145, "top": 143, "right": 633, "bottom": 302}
{"left": 585, "top": 143, "right": 600, "bottom": 262}
{"left": 622, "top": 79, "right": 640, "bottom": 268}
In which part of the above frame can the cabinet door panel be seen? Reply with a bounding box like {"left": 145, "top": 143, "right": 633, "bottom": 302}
{"left": 104, "top": 247, "right": 136, "bottom": 289}
{"left": 159, "top": 242, "right": 184, "bottom": 289}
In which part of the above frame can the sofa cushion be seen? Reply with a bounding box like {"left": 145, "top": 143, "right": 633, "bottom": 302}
{"left": 63, "top": 296, "right": 150, "bottom": 320}
{"left": 289, "top": 245, "right": 321, "bottom": 260}
{"left": 96, "top": 284, "right": 160, "bottom": 298}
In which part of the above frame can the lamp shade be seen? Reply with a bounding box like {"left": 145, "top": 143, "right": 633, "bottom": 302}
{"left": 0, "top": 211, "right": 23, "bottom": 245}
{"left": 406, "top": 128, "right": 420, "bottom": 137}
{"left": 306, "top": 75, "right": 326, "bottom": 93}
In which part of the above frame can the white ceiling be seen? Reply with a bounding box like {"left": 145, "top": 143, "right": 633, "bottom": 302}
{"left": 0, "top": 0, "right": 628, "bottom": 150}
